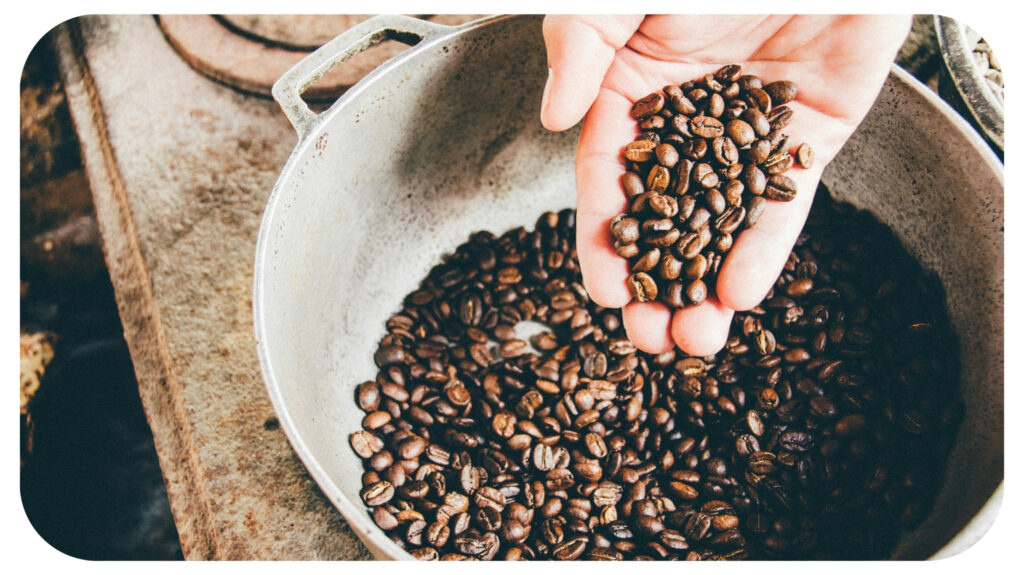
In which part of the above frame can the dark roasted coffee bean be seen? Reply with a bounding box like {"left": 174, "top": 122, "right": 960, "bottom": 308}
{"left": 361, "top": 481, "right": 394, "bottom": 506}
{"left": 713, "top": 136, "right": 739, "bottom": 165}
{"left": 663, "top": 280, "right": 686, "bottom": 308}
{"left": 768, "top": 105, "right": 794, "bottom": 131}
{"left": 714, "top": 64, "right": 743, "bottom": 82}
{"left": 745, "top": 196, "right": 768, "bottom": 228}
{"left": 628, "top": 272, "right": 658, "bottom": 303}
{"left": 692, "top": 163, "right": 720, "bottom": 190}
{"left": 411, "top": 547, "right": 439, "bottom": 561}
{"left": 553, "top": 536, "right": 589, "bottom": 560}
{"left": 685, "top": 279, "right": 707, "bottom": 306}
{"left": 746, "top": 87, "right": 772, "bottom": 113}
{"left": 655, "top": 143, "right": 680, "bottom": 168}
{"left": 686, "top": 207, "right": 712, "bottom": 232}
{"left": 643, "top": 218, "right": 681, "bottom": 247}
{"left": 742, "top": 165, "right": 767, "bottom": 196}
{"left": 741, "top": 108, "right": 772, "bottom": 138}
{"left": 623, "top": 171, "right": 645, "bottom": 198}
{"left": 795, "top": 142, "right": 814, "bottom": 168}
{"left": 763, "top": 151, "right": 794, "bottom": 175}
{"left": 835, "top": 413, "right": 868, "bottom": 437}
{"left": 765, "top": 174, "right": 798, "bottom": 201}
{"left": 677, "top": 192, "right": 696, "bottom": 220}
{"left": 649, "top": 194, "right": 679, "bottom": 219}
{"left": 350, "top": 430, "right": 383, "bottom": 459}
{"left": 725, "top": 119, "right": 756, "bottom": 147}
{"left": 659, "top": 252, "right": 683, "bottom": 281}
{"left": 704, "top": 187, "right": 727, "bottom": 216}
{"left": 374, "top": 506, "right": 399, "bottom": 531}
{"left": 690, "top": 115, "right": 725, "bottom": 138}
{"left": 631, "top": 92, "right": 665, "bottom": 119}
{"left": 611, "top": 215, "right": 641, "bottom": 244}
{"left": 639, "top": 115, "right": 665, "bottom": 130}
{"left": 624, "top": 139, "right": 657, "bottom": 163}
{"left": 500, "top": 519, "right": 527, "bottom": 544}
{"left": 714, "top": 206, "right": 746, "bottom": 235}
{"left": 357, "top": 381, "right": 381, "bottom": 412}
{"left": 585, "top": 432, "right": 608, "bottom": 459}
{"left": 764, "top": 80, "right": 797, "bottom": 105}
{"left": 632, "top": 247, "right": 661, "bottom": 273}
{"left": 426, "top": 521, "right": 451, "bottom": 548}
{"left": 646, "top": 165, "right": 672, "bottom": 193}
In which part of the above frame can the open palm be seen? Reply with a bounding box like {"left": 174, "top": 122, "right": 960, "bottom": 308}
{"left": 541, "top": 15, "right": 911, "bottom": 356}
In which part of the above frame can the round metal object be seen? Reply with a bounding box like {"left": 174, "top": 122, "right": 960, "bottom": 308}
{"left": 935, "top": 15, "right": 1004, "bottom": 154}
{"left": 254, "top": 14, "right": 1003, "bottom": 561}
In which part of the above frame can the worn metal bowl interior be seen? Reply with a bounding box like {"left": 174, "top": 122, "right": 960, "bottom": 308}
{"left": 254, "top": 15, "right": 1003, "bottom": 561}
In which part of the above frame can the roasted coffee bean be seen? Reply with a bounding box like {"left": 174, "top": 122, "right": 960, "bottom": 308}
{"left": 768, "top": 105, "right": 794, "bottom": 131}
{"left": 631, "top": 92, "right": 665, "bottom": 119}
{"left": 690, "top": 115, "right": 725, "bottom": 138}
{"left": 632, "top": 247, "right": 661, "bottom": 273}
{"left": 835, "top": 413, "right": 868, "bottom": 437}
{"left": 659, "top": 252, "right": 684, "bottom": 281}
{"left": 357, "top": 381, "right": 381, "bottom": 412}
{"left": 763, "top": 151, "right": 794, "bottom": 175}
{"left": 623, "top": 171, "right": 645, "bottom": 198}
{"left": 553, "top": 536, "right": 589, "bottom": 560}
{"left": 647, "top": 165, "right": 672, "bottom": 193}
{"left": 692, "top": 163, "right": 719, "bottom": 190}
{"left": 764, "top": 80, "right": 797, "bottom": 105}
{"left": 795, "top": 142, "right": 815, "bottom": 168}
{"left": 663, "top": 280, "right": 686, "bottom": 308}
{"left": 765, "top": 174, "right": 798, "bottom": 201}
{"left": 644, "top": 218, "right": 682, "bottom": 247}
{"left": 714, "top": 206, "right": 746, "bottom": 235}
{"left": 725, "top": 119, "right": 756, "bottom": 147}
{"left": 744, "top": 196, "right": 768, "bottom": 229}
{"left": 685, "top": 279, "right": 708, "bottom": 306}
{"left": 656, "top": 142, "right": 680, "bottom": 168}
{"left": 742, "top": 108, "right": 772, "bottom": 137}
{"left": 624, "top": 139, "right": 658, "bottom": 163}
{"left": 628, "top": 272, "right": 658, "bottom": 303}
{"left": 360, "top": 481, "right": 394, "bottom": 506}
{"left": 704, "top": 187, "right": 727, "bottom": 216}
{"left": 373, "top": 506, "right": 399, "bottom": 531}
{"left": 350, "top": 430, "right": 383, "bottom": 459}
{"left": 610, "top": 215, "right": 641, "bottom": 244}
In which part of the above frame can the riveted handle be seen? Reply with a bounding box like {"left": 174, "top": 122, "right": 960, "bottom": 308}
{"left": 272, "top": 15, "right": 449, "bottom": 140}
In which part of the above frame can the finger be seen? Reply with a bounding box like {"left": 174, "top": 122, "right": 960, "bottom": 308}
{"left": 575, "top": 89, "right": 638, "bottom": 309}
{"left": 715, "top": 165, "right": 823, "bottom": 312}
{"left": 541, "top": 15, "right": 643, "bottom": 132}
{"left": 670, "top": 298, "right": 734, "bottom": 357}
{"left": 622, "top": 300, "right": 674, "bottom": 354}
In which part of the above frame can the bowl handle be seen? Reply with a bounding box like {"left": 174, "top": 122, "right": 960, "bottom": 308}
{"left": 271, "top": 14, "right": 451, "bottom": 140}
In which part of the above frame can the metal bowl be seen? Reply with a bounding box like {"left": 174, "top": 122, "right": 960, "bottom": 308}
{"left": 935, "top": 15, "right": 1004, "bottom": 154}
{"left": 254, "top": 14, "right": 1004, "bottom": 561}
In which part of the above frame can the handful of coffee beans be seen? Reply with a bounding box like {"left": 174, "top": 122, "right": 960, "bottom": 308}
{"left": 613, "top": 64, "right": 813, "bottom": 307}
{"left": 349, "top": 192, "right": 962, "bottom": 561}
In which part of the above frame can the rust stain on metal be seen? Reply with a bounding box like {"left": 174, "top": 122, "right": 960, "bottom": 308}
{"left": 315, "top": 131, "right": 328, "bottom": 158}
{"left": 244, "top": 509, "right": 263, "bottom": 535}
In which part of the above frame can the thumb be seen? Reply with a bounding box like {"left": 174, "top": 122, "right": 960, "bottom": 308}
{"left": 541, "top": 15, "right": 643, "bottom": 132}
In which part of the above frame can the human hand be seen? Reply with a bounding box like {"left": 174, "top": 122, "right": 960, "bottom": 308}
{"left": 541, "top": 15, "right": 911, "bottom": 356}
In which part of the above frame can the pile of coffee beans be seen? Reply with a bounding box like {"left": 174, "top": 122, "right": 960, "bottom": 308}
{"left": 612, "top": 64, "right": 813, "bottom": 307}
{"left": 350, "top": 190, "right": 962, "bottom": 560}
